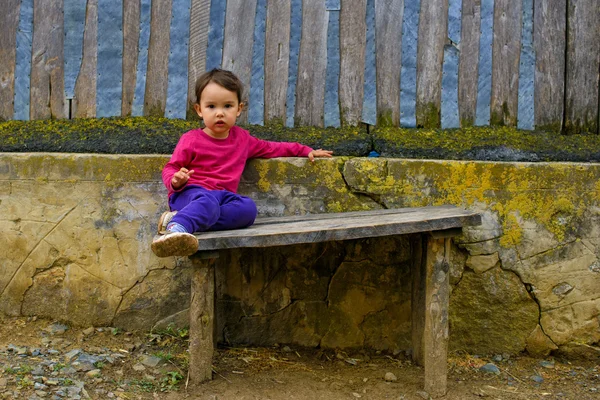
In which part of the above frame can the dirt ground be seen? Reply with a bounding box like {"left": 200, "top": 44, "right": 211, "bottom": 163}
{"left": 0, "top": 316, "right": 598, "bottom": 400}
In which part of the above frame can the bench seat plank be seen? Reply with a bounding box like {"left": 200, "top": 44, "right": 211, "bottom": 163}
{"left": 193, "top": 205, "right": 481, "bottom": 251}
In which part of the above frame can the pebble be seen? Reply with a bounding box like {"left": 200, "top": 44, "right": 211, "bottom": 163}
{"left": 140, "top": 355, "right": 162, "bottom": 368}
{"left": 416, "top": 390, "right": 430, "bottom": 399}
{"left": 384, "top": 372, "right": 397, "bottom": 382}
{"left": 479, "top": 363, "right": 501, "bottom": 375}
{"left": 531, "top": 375, "right": 544, "bottom": 383}
{"left": 539, "top": 360, "right": 555, "bottom": 369}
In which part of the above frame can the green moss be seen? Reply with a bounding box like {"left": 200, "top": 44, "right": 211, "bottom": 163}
{"left": 416, "top": 102, "right": 440, "bottom": 128}
{"left": 373, "top": 125, "right": 600, "bottom": 162}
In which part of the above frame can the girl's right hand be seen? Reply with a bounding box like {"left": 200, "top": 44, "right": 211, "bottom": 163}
{"left": 171, "top": 168, "right": 194, "bottom": 190}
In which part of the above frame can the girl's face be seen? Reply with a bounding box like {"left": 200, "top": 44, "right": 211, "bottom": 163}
{"left": 194, "top": 82, "right": 242, "bottom": 139}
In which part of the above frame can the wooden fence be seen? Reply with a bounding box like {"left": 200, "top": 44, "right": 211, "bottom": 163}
{"left": 1, "top": 0, "right": 598, "bottom": 133}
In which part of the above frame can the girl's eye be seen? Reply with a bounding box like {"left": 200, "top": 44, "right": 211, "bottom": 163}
{"left": 207, "top": 105, "right": 214, "bottom": 108}
{"left": 225, "top": 104, "right": 232, "bottom": 108}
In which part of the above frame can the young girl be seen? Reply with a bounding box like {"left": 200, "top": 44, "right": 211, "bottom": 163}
{"left": 152, "top": 69, "right": 333, "bottom": 257}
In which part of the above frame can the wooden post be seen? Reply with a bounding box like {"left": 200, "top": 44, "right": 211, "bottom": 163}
{"left": 412, "top": 233, "right": 451, "bottom": 398}
{"left": 188, "top": 252, "right": 218, "bottom": 384}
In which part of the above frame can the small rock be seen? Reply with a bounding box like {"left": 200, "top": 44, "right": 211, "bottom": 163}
{"left": 282, "top": 346, "right": 292, "bottom": 353}
{"left": 352, "top": 393, "right": 361, "bottom": 398}
{"left": 531, "top": 375, "right": 544, "bottom": 383}
{"left": 479, "top": 363, "right": 501, "bottom": 375}
{"left": 140, "top": 355, "right": 162, "bottom": 368}
{"left": 86, "top": 369, "right": 102, "bottom": 378}
{"left": 44, "top": 323, "right": 69, "bottom": 336}
{"left": 384, "top": 372, "right": 397, "bottom": 382}
{"left": 64, "top": 349, "right": 82, "bottom": 362}
{"left": 82, "top": 327, "right": 95, "bottom": 336}
{"left": 539, "top": 360, "right": 555, "bottom": 369}
{"left": 132, "top": 364, "right": 146, "bottom": 372}
{"left": 416, "top": 390, "right": 430, "bottom": 399}
{"left": 143, "top": 374, "right": 156, "bottom": 381}
{"left": 31, "top": 366, "right": 45, "bottom": 376}
{"left": 0, "top": 378, "right": 7, "bottom": 387}
{"left": 492, "top": 354, "right": 502, "bottom": 362}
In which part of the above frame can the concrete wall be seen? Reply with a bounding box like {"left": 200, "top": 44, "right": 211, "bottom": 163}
{"left": 2, "top": 153, "right": 600, "bottom": 356}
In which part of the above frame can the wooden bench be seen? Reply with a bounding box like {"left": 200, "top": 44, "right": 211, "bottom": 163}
{"left": 171, "top": 205, "right": 481, "bottom": 398}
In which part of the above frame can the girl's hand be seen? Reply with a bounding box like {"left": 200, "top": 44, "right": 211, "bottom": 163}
{"left": 308, "top": 149, "right": 333, "bottom": 162}
{"left": 171, "top": 167, "right": 194, "bottom": 190}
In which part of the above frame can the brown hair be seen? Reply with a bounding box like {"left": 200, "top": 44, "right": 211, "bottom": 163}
{"left": 194, "top": 68, "right": 244, "bottom": 104}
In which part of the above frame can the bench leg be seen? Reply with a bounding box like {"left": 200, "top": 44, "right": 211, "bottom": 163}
{"left": 189, "top": 256, "right": 216, "bottom": 384}
{"left": 411, "top": 234, "right": 450, "bottom": 398}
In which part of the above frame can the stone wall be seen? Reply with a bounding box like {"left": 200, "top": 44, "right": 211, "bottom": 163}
{"left": 2, "top": 153, "right": 599, "bottom": 357}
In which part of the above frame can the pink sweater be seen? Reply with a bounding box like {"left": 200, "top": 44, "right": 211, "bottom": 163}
{"left": 162, "top": 126, "right": 313, "bottom": 196}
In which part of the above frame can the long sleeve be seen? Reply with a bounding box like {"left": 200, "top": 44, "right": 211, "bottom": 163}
{"left": 246, "top": 134, "right": 313, "bottom": 159}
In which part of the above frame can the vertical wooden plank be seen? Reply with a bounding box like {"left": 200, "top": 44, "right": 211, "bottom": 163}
{"left": 144, "top": 0, "right": 172, "bottom": 116}
{"left": 458, "top": 0, "right": 480, "bottom": 127}
{"left": 0, "top": 0, "right": 21, "bottom": 120}
{"left": 285, "top": 0, "right": 302, "bottom": 127}
{"left": 440, "top": 0, "right": 461, "bottom": 129}
{"left": 422, "top": 236, "right": 450, "bottom": 398}
{"left": 248, "top": 0, "right": 267, "bottom": 125}
{"left": 13, "top": 0, "right": 33, "bottom": 121}
{"left": 564, "top": 0, "right": 600, "bottom": 134}
{"left": 30, "top": 0, "right": 65, "bottom": 120}
{"left": 474, "top": 0, "right": 494, "bottom": 126}
{"left": 189, "top": 256, "right": 216, "bottom": 384}
{"left": 295, "top": 0, "right": 328, "bottom": 127}
{"left": 361, "top": 0, "right": 376, "bottom": 125}
{"left": 64, "top": 0, "right": 87, "bottom": 117}
{"left": 132, "top": 0, "right": 152, "bottom": 116}
{"left": 516, "top": 0, "right": 535, "bottom": 130}
{"left": 489, "top": 0, "right": 522, "bottom": 126}
{"left": 533, "top": 1, "right": 566, "bottom": 132}
{"left": 416, "top": 0, "right": 448, "bottom": 128}
{"left": 221, "top": 0, "right": 257, "bottom": 125}
{"left": 96, "top": 0, "right": 123, "bottom": 117}
{"left": 187, "top": 0, "right": 210, "bottom": 111}
{"left": 73, "top": 0, "right": 98, "bottom": 118}
{"left": 339, "top": 0, "right": 367, "bottom": 127}
{"left": 165, "top": 0, "right": 191, "bottom": 119}
{"left": 324, "top": 6, "right": 341, "bottom": 128}
{"left": 264, "top": 0, "right": 291, "bottom": 124}
{"left": 375, "top": 0, "right": 403, "bottom": 126}
{"left": 122, "top": 0, "right": 141, "bottom": 116}
{"left": 400, "top": 0, "right": 420, "bottom": 127}
{"left": 411, "top": 234, "right": 425, "bottom": 366}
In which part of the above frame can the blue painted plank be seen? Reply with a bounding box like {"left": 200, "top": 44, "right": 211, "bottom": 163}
{"left": 97, "top": 0, "right": 123, "bottom": 117}
{"left": 326, "top": 0, "right": 340, "bottom": 10}
{"left": 64, "top": 0, "right": 87, "bottom": 100}
{"left": 475, "top": 0, "right": 494, "bottom": 126}
{"left": 285, "top": 0, "right": 302, "bottom": 127}
{"left": 166, "top": 0, "right": 191, "bottom": 119}
{"left": 441, "top": 0, "right": 462, "bottom": 128}
{"left": 13, "top": 0, "right": 34, "bottom": 120}
{"left": 132, "top": 0, "right": 152, "bottom": 117}
{"left": 400, "top": 0, "right": 421, "bottom": 127}
{"left": 324, "top": 10, "right": 341, "bottom": 127}
{"left": 441, "top": 46, "right": 460, "bottom": 128}
{"left": 517, "top": 0, "right": 534, "bottom": 130}
{"left": 248, "top": 0, "right": 267, "bottom": 125}
{"left": 206, "top": 0, "right": 226, "bottom": 71}
{"left": 361, "top": 0, "right": 376, "bottom": 125}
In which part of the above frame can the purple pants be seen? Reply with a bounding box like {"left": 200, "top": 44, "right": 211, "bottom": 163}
{"left": 168, "top": 185, "right": 257, "bottom": 233}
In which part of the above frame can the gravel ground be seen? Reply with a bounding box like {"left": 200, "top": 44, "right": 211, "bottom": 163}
{"left": 0, "top": 316, "right": 599, "bottom": 400}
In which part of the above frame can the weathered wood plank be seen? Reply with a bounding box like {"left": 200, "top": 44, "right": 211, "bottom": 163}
{"left": 188, "top": 256, "right": 216, "bottom": 383}
{"left": 0, "top": 0, "right": 21, "bottom": 120}
{"left": 222, "top": 0, "right": 257, "bottom": 125}
{"left": 564, "top": 0, "right": 600, "bottom": 134}
{"left": 73, "top": 0, "right": 98, "bottom": 118}
{"left": 122, "top": 0, "right": 140, "bottom": 116}
{"left": 339, "top": 0, "right": 367, "bottom": 126}
{"left": 489, "top": 0, "right": 523, "bottom": 126}
{"left": 374, "top": 0, "right": 403, "bottom": 126}
{"left": 190, "top": 206, "right": 481, "bottom": 251}
{"left": 30, "top": 0, "right": 65, "bottom": 119}
{"left": 533, "top": 0, "right": 566, "bottom": 132}
{"left": 416, "top": 0, "right": 448, "bottom": 128}
{"left": 458, "top": 0, "right": 481, "bottom": 127}
{"left": 295, "top": 0, "right": 328, "bottom": 127}
{"left": 144, "top": 0, "right": 172, "bottom": 116}
{"left": 422, "top": 236, "right": 450, "bottom": 397}
{"left": 187, "top": 0, "right": 210, "bottom": 111}
{"left": 264, "top": 0, "right": 291, "bottom": 124}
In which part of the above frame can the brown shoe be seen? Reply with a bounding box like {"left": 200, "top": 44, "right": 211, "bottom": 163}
{"left": 157, "top": 211, "right": 177, "bottom": 234}
{"left": 151, "top": 232, "right": 197, "bottom": 258}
